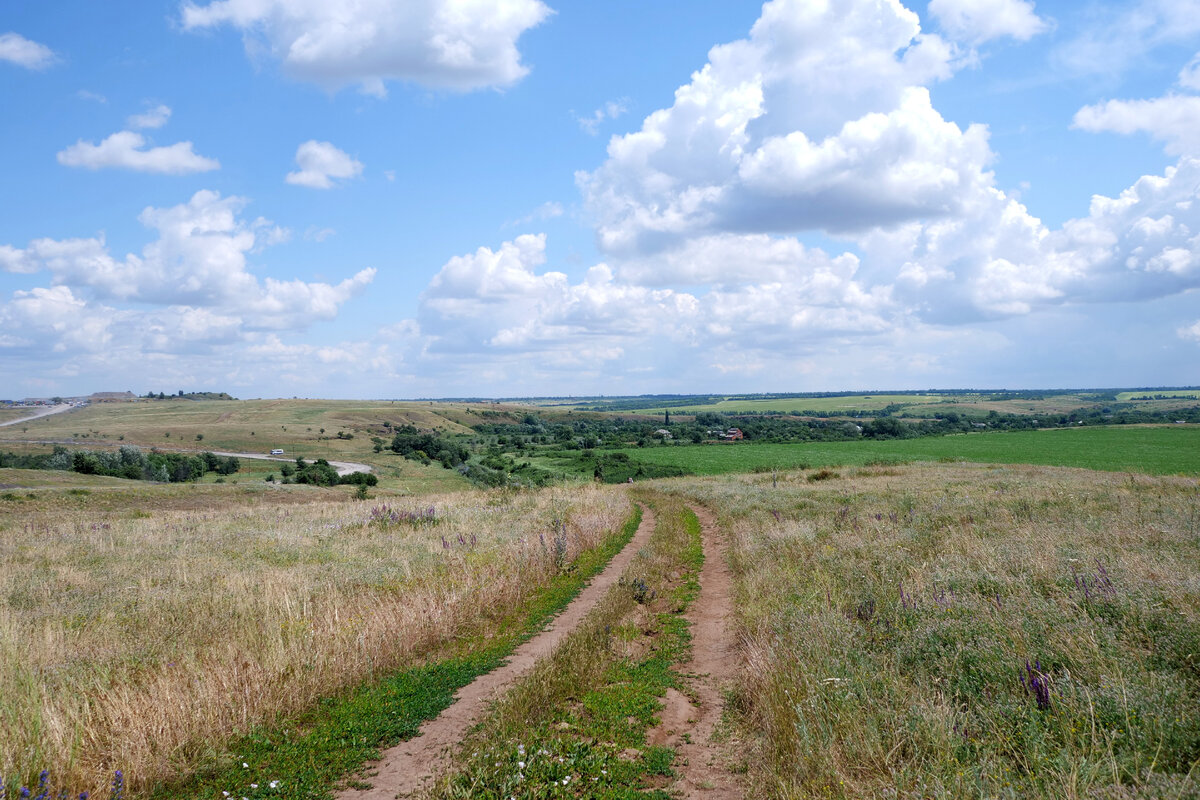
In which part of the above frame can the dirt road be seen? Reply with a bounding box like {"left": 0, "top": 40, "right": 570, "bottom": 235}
{"left": 338, "top": 503, "right": 657, "bottom": 800}
{"left": 210, "top": 451, "right": 372, "bottom": 477}
{"left": 0, "top": 403, "right": 74, "bottom": 427}
{"left": 648, "top": 503, "right": 744, "bottom": 798}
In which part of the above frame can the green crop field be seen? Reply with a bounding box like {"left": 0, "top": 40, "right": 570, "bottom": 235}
{"left": 620, "top": 425, "right": 1200, "bottom": 476}
{"left": 1118, "top": 389, "right": 1200, "bottom": 401}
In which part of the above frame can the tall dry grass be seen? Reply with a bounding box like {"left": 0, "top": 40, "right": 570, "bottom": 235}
{"left": 663, "top": 463, "right": 1200, "bottom": 799}
{"left": 0, "top": 485, "right": 630, "bottom": 795}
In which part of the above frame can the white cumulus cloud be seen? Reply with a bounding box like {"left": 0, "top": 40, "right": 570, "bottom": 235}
{"left": 1073, "top": 95, "right": 1200, "bottom": 156}
{"left": 285, "top": 140, "right": 363, "bottom": 189}
{"left": 928, "top": 0, "right": 1050, "bottom": 44}
{"left": 0, "top": 32, "right": 56, "bottom": 69}
{"left": 2, "top": 189, "right": 374, "bottom": 326}
{"left": 180, "top": 0, "right": 552, "bottom": 94}
{"left": 578, "top": 0, "right": 975, "bottom": 256}
{"left": 57, "top": 130, "right": 220, "bottom": 174}
{"left": 128, "top": 104, "right": 172, "bottom": 129}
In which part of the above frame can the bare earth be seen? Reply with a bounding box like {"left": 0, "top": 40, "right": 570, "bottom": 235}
{"left": 647, "top": 503, "right": 744, "bottom": 799}
{"left": 337, "top": 502, "right": 658, "bottom": 800}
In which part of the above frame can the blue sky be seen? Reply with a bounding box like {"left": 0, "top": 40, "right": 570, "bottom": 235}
{"left": 2, "top": 0, "right": 1199, "bottom": 399}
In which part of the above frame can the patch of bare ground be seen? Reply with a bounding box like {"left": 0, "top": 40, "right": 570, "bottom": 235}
{"left": 648, "top": 503, "right": 745, "bottom": 799}
{"left": 337, "top": 503, "right": 658, "bottom": 800}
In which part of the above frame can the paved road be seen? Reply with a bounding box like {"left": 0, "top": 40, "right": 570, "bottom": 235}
{"left": 0, "top": 403, "right": 75, "bottom": 427}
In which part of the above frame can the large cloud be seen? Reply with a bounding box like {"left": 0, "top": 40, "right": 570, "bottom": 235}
{"left": 578, "top": 0, "right": 976, "bottom": 256}
{"left": 1, "top": 190, "right": 374, "bottom": 328}
{"left": 1, "top": 191, "right": 380, "bottom": 395}
{"left": 180, "top": 0, "right": 551, "bottom": 94}
{"left": 577, "top": 0, "right": 1200, "bottom": 335}
{"left": 1073, "top": 95, "right": 1200, "bottom": 156}
{"left": 928, "top": 0, "right": 1050, "bottom": 44}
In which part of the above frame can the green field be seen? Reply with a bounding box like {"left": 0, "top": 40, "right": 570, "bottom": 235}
{"left": 1118, "top": 389, "right": 1200, "bottom": 401}
{"left": 620, "top": 425, "right": 1200, "bottom": 476}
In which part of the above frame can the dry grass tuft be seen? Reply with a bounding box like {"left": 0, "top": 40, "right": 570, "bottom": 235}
{"left": 0, "top": 485, "right": 629, "bottom": 796}
{"left": 663, "top": 463, "right": 1200, "bottom": 799}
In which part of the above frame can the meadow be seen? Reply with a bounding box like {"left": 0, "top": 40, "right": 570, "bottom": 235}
{"left": 662, "top": 462, "right": 1200, "bottom": 798}
{"left": 620, "top": 425, "right": 1200, "bottom": 477}
{"left": 3, "top": 395, "right": 1200, "bottom": 798}
{"left": 0, "top": 399, "right": 484, "bottom": 460}
{"left": 0, "top": 482, "right": 631, "bottom": 796}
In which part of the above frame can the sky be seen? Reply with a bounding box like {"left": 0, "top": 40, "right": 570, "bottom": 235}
{"left": 2, "top": 0, "right": 1199, "bottom": 400}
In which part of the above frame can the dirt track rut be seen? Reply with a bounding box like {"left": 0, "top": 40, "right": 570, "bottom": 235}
{"left": 337, "top": 503, "right": 657, "bottom": 800}
{"left": 648, "top": 503, "right": 744, "bottom": 799}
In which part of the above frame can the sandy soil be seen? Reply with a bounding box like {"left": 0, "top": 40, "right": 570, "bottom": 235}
{"left": 647, "top": 503, "right": 744, "bottom": 799}
{"left": 336, "top": 502, "right": 658, "bottom": 800}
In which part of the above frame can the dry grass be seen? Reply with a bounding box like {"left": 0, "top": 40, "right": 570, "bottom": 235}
{"left": 0, "top": 484, "right": 630, "bottom": 796}
{"left": 661, "top": 463, "right": 1200, "bottom": 799}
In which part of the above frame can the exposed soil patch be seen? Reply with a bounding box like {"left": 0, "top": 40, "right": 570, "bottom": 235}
{"left": 648, "top": 503, "right": 744, "bottom": 798}
{"left": 337, "top": 502, "right": 658, "bottom": 800}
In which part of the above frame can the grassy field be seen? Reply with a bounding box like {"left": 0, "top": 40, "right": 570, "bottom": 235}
{"left": 620, "top": 425, "right": 1200, "bottom": 477}
{"left": 0, "top": 482, "right": 631, "bottom": 796}
{"left": 0, "top": 408, "right": 36, "bottom": 425}
{"left": 1118, "top": 389, "right": 1200, "bottom": 401}
{"left": 664, "top": 462, "right": 1200, "bottom": 798}
{"left": 0, "top": 399, "right": 482, "bottom": 459}
{"left": 661, "top": 394, "right": 951, "bottom": 414}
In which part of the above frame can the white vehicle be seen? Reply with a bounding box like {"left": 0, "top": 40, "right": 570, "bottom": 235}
{"left": 270, "top": 449, "right": 285, "bottom": 455}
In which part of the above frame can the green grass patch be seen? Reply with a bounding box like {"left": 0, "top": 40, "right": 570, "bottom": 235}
{"left": 666, "top": 465, "right": 1200, "bottom": 799}
{"left": 621, "top": 425, "right": 1200, "bottom": 476}
{"left": 427, "top": 495, "right": 705, "bottom": 799}
{"left": 147, "top": 506, "right": 644, "bottom": 800}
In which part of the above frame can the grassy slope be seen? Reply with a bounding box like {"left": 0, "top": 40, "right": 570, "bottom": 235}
{"left": 621, "top": 426, "right": 1200, "bottom": 476}
{"left": 662, "top": 463, "right": 1200, "bottom": 799}
{"left": 148, "top": 507, "right": 646, "bottom": 800}
{"left": 0, "top": 481, "right": 631, "bottom": 797}
{"left": 0, "top": 399, "right": 477, "bottom": 455}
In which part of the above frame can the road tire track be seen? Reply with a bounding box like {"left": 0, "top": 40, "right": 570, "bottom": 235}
{"left": 648, "top": 503, "right": 744, "bottom": 799}
{"left": 336, "top": 502, "right": 657, "bottom": 800}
